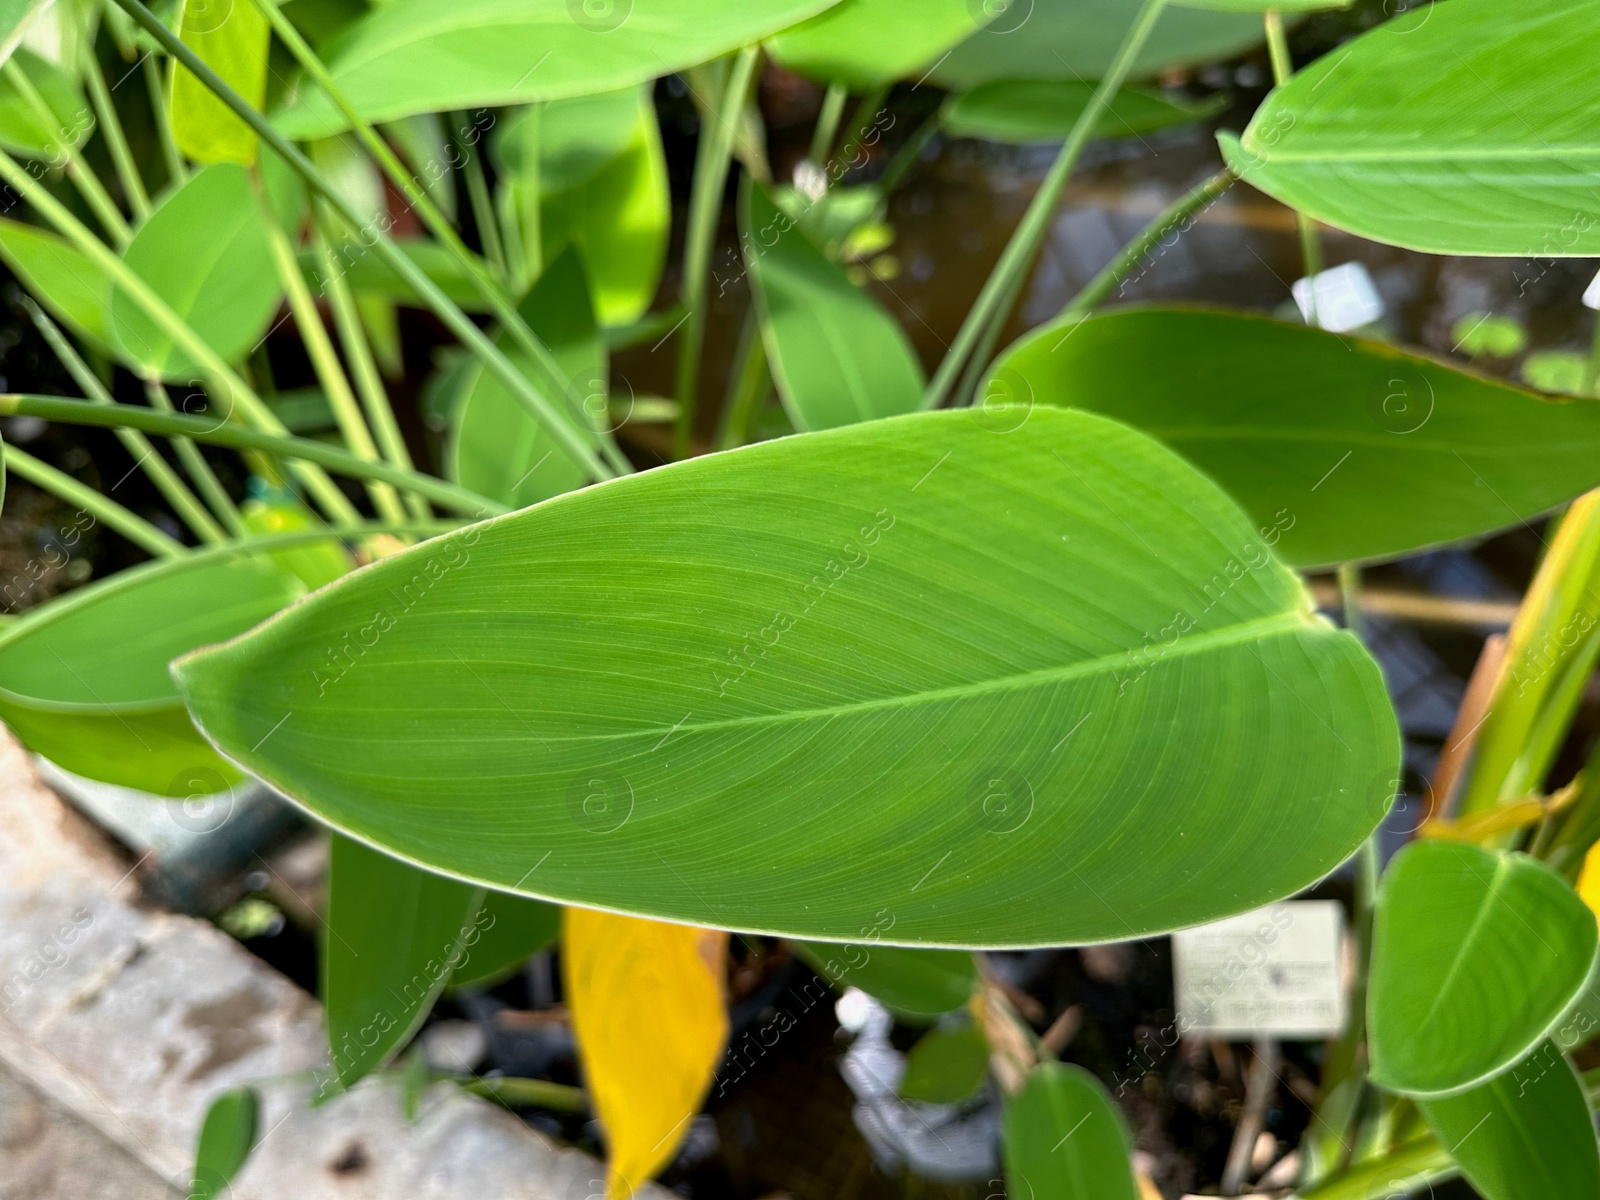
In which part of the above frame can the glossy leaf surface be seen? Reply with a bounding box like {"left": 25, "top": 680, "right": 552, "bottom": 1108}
{"left": 1223, "top": 0, "right": 1600, "bottom": 256}
{"left": 768, "top": 0, "right": 987, "bottom": 87}
{"left": 0, "top": 217, "right": 113, "bottom": 347}
{"left": 564, "top": 908, "right": 728, "bottom": 1198}
{"left": 742, "top": 181, "right": 922, "bottom": 432}
{"left": 1368, "top": 841, "right": 1598, "bottom": 1097}
{"left": 1003, "top": 1063, "right": 1140, "bottom": 1200}
{"left": 272, "top": 0, "right": 840, "bottom": 137}
{"left": 942, "top": 80, "right": 1222, "bottom": 144}
{"left": 109, "top": 164, "right": 281, "bottom": 379}
{"left": 991, "top": 308, "right": 1600, "bottom": 569}
{"left": 1418, "top": 1042, "right": 1600, "bottom": 1200}
{"left": 793, "top": 942, "right": 976, "bottom": 1022}
{"left": 0, "top": 550, "right": 303, "bottom": 794}
{"left": 177, "top": 409, "right": 1397, "bottom": 946}
{"left": 171, "top": 0, "right": 269, "bottom": 165}
{"left": 452, "top": 891, "right": 562, "bottom": 988}
{"left": 324, "top": 834, "right": 481, "bottom": 1086}
{"left": 190, "top": 1087, "right": 258, "bottom": 1199}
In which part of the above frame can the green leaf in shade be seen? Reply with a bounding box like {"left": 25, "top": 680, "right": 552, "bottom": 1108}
{"left": 768, "top": 0, "right": 989, "bottom": 87}
{"left": 324, "top": 834, "right": 481, "bottom": 1087}
{"left": 170, "top": 0, "right": 270, "bottom": 165}
{"left": 109, "top": 164, "right": 281, "bottom": 380}
{"left": 1221, "top": 0, "right": 1600, "bottom": 257}
{"left": 792, "top": 943, "right": 976, "bottom": 1023}
{"left": 899, "top": 1019, "right": 990, "bottom": 1103}
{"left": 452, "top": 891, "right": 562, "bottom": 988}
{"left": 0, "top": 0, "right": 51, "bottom": 67}
{"left": 446, "top": 246, "right": 604, "bottom": 508}
{"left": 1003, "top": 1063, "right": 1140, "bottom": 1200}
{"left": 312, "top": 236, "right": 495, "bottom": 312}
{"left": 175, "top": 409, "right": 1398, "bottom": 946}
{"left": 935, "top": 0, "right": 1261, "bottom": 88}
{"left": 989, "top": 308, "right": 1600, "bottom": 570}
{"left": 942, "top": 80, "right": 1223, "bottom": 144}
{"left": 1174, "top": 0, "right": 1346, "bottom": 10}
{"left": 741, "top": 179, "right": 923, "bottom": 432}
{"left": 0, "top": 48, "right": 93, "bottom": 158}
{"left": 0, "top": 217, "right": 113, "bottom": 348}
{"left": 190, "top": 1087, "right": 258, "bottom": 1200}
{"left": 1368, "top": 841, "right": 1599, "bottom": 1098}
{"left": 240, "top": 498, "right": 354, "bottom": 589}
{"left": 0, "top": 551, "right": 304, "bottom": 795}
{"left": 270, "top": 0, "right": 842, "bottom": 138}
{"left": 1418, "top": 1041, "right": 1600, "bottom": 1200}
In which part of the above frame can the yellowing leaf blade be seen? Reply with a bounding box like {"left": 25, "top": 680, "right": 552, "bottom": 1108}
{"left": 171, "top": 0, "right": 269, "bottom": 166}
{"left": 563, "top": 908, "right": 728, "bottom": 1199}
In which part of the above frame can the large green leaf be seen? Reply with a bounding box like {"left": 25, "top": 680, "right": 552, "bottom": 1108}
{"left": 768, "top": 0, "right": 988, "bottom": 87}
{"left": 942, "top": 81, "right": 1223, "bottom": 144}
{"left": 0, "top": 48, "right": 92, "bottom": 158}
{"left": 109, "top": 164, "right": 282, "bottom": 380}
{"left": 446, "top": 246, "right": 604, "bottom": 509}
{"left": 935, "top": 0, "right": 1261, "bottom": 88}
{"left": 324, "top": 835, "right": 481, "bottom": 1086}
{"left": 1418, "top": 1042, "right": 1600, "bottom": 1200}
{"left": 792, "top": 943, "right": 976, "bottom": 1022}
{"left": 0, "top": 551, "right": 304, "bottom": 795}
{"left": 1003, "top": 1063, "right": 1140, "bottom": 1200}
{"left": 990, "top": 307, "right": 1600, "bottom": 570}
{"left": 171, "top": 0, "right": 270, "bottom": 165}
{"left": 190, "top": 1087, "right": 258, "bottom": 1200}
{"left": 0, "top": 216, "right": 113, "bottom": 348}
{"left": 175, "top": 409, "right": 1397, "bottom": 946}
{"left": 452, "top": 891, "right": 562, "bottom": 988}
{"left": 742, "top": 180, "right": 923, "bottom": 432}
{"left": 1221, "top": 0, "right": 1600, "bottom": 257}
{"left": 271, "top": 0, "right": 841, "bottom": 138}
{"left": 1368, "top": 841, "right": 1599, "bottom": 1098}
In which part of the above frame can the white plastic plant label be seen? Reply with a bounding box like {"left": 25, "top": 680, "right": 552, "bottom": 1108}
{"left": 1172, "top": 901, "right": 1346, "bottom": 1039}
{"left": 1583, "top": 268, "right": 1600, "bottom": 310}
{"left": 1291, "top": 262, "right": 1384, "bottom": 332}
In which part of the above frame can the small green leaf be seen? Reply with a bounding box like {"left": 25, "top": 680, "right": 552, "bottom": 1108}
{"left": 191, "top": 1087, "right": 258, "bottom": 1199}
{"left": 1369, "top": 841, "right": 1599, "bottom": 1097}
{"left": 175, "top": 409, "right": 1398, "bottom": 946}
{"left": 324, "top": 835, "right": 481, "bottom": 1087}
{"left": 446, "top": 246, "right": 604, "bottom": 508}
{"left": 900, "top": 1019, "right": 989, "bottom": 1103}
{"left": 0, "top": 48, "right": 92, "bottom": 158}
{"left": 793, "top": 943, "right": 976, "bottom": 1023}
{"left": 109, "top": 164, "right": 282, "bottom": 380}
{"left": 1418, "top": 1042, "right": 1600, "bottom": 1200}
{"left": 239, "top": 498, "right": 354, "bottom": 589}
{"left": 1003, "top": 1063, "right": 1140, "bottom": 1200}
{"left": 452, "top": 891, "right": 561, "bottom": 988}
{"left": 270, "top": 0, "right": 843, "bottom": 138}
{"left": 942, "top": 80, "right": 1223, "bottom": 144}
{"left": 768, "top": 0, "right": 988, "bottom": 87}
{"left": 0, "top": 216, "right": 113, "bottom": 348}
{"left": 742, "top": 179, "right": 923, "bottom": 431}
{"left": 990, "top": 307, "right": 1600, "bottom": 569}
{"left": 1523, "top": 351, "right": 1592, "bottom": 397}
{"left": 1224, "top": 0, "right": 1600, "bottom": 256}
{"left": 1452, "top": 312, "right": 1528, "bottom": 359}
{"left": 0, "top": 551, "right": 304, "bottom": 794}
{"left": 171, "top": 0, "right": 270, "bottom": 165}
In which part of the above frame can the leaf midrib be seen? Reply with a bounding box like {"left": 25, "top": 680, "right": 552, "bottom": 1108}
{"left": 1410, "top": 856, "right": 1513, "bottom": 1055}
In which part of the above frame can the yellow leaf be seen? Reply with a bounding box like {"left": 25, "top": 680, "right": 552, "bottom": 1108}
{"left": 563, "top": 907, "right": 728, "bottom": 1199}
{"left": 170, "top": 0, "right": 268, "bottom": 166}
{"left": 1578, "top": 840, "right": 1600, "bottom": 917}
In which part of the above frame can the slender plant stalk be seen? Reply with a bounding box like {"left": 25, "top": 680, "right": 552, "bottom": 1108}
{"left": 83, "top": 52, "right": 151, "bottom": 219}
{"left": 0, "top": 394, "right": 507, "bottom": 516}
{"left": 0, "top": 144, "right": 363, "bottom": 524}
{"left": 23, "top": 301, "right": 224, "bottom": 542}
{"left": 674, "top": 45, "right": 762, "bottom": 458}
{"left": 261, "top": 201, "right": 406, "bottom": 521}
{"left": 244, "top": 0, "right": 626, "bottom": 477}
{"left": 313, "top": 217, "right": 432, "bottom": 520}
{"left": 455, "top": 111, "right": 508, "bottom": 280}
{"left": 142, "top": 54, "right": 186, "bottom": 187}
{"left": 2, "top": 60, "right": 132, "bottom": 246}
{"left": 1295, "top": 1135, "right": 1456, "bottom": 1200}
{"left": 921, "top": 0, "right": 1172, "bottom": 409}
{"left": 876, "top": 110, "right": 940, "bottom": 195}
{"left": 809, "top": 83, "right": 848, "bottom": 167}
{"left": 144, "top": 378, "right": 250, "bottom": 535}
{"left": 1584, "top": 309, "right": 1600, "bottom": 394}
{"left": 839, "top": 83, "right": 891, "bottom": 162}
{"left": 1264, "top": 11, "right": 1323, "bottom": 305}
{"left": 457, "top": 1075, "right": 587, "bottom": 1113}
{"left": 5, "top": 444, "right": 185, "bottom": 557}
{"left": 714, "top": 311, "right": 771, "bottom": 451}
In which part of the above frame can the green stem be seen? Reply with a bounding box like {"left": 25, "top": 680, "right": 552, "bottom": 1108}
{"left": 455, "top": 110, "right": 508, "bottom": 280}
{"left": 5, "top": 444, "right": 185, "bottom": 558}
{"left": 144, "top": 378, "right": 249, "bottom": 535}
{"left": 455, "top": 1075, "right": 587, "bottom": 1113}
{"left": 23, "top": 299, "right": 223, "bottom": 542}
{"left": 809, "top": 83, "right": 848, "bottom": 167}
{"left": 1264, "top": 11, "right": 1323, "bottom": 304}
{"left": 920, "top": 0, "right": 1171, "bottom": 409}
{"left": 674, "top": 45, "right": 761, "bottom": 459}
{"left": 1337, "top": 562, "right": 1362, "bottom": 638}
{"left": 839, "top": 84, "right": 891, "bottom": 165}
{"left": 313, "top": 214, "right": 432, "bottom": 520}
{"left": 83, "top": 49, "right": 151, "bottom": 219}
{"left": 0, "top": 143, "right": 362, "bottom": 524}
{"left": 876, "top": 111, "right": 940, "bottom": 195}
{"left": 244, "top": 0, "right": 625, "bottom": 479}
{"left": 714, "top": 310, "right": 770, "bottom": 451}
{"left": 1294, "top": 1136, "right": 1455, "bottom": 1200}
{"left": 2, "top": 60, "right": 131, "bottom": 246}
{"left": 0, "top": 394, "right": 507, "bottom": 517}
{"left": 143, "top": 54, "right": 186, "bottom": 188}
{"left": 1583, "top": 310, "right": 1600, "bottom": 395}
